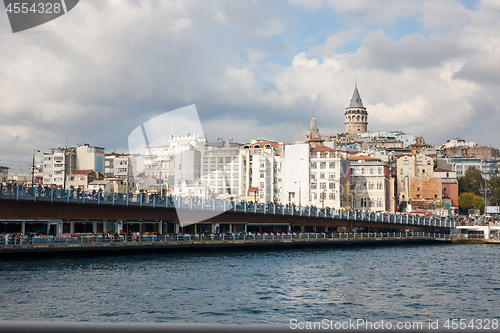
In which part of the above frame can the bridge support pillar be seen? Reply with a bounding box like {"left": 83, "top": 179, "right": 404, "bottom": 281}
{"left": 93, "top": 222, "right": 97, "bottom": 234}
{"left": 300, "top": 226, "right": 304, "bottom": 233}
{"left": 175, "top": 223, "right": 179, "bottom": 234}
{"left": 57, "top": 221, "right": 63, "bottom": 235}
{"left": 70, "top": 221, "right": 74, "bottom": 234}
{"left": 158, "top": 221, "right": 163, "bottom": 234}
{"left": 21, "top": 222, "right": 25, "bottom": 235}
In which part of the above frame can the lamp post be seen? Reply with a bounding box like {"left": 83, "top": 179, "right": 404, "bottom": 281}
{"left": 32, "top": 149, "right": 40, "bottom": 187}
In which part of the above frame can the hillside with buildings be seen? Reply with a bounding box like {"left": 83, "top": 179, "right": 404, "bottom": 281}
{"left": 3, "top": 84, "right": 500, "bottom": 217}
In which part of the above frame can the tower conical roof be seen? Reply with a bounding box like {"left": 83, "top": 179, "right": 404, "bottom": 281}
{"left": 348, "top": 86, "right": 364, "bottom": 108}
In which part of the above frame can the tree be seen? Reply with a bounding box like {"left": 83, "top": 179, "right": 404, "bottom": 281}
{"left": 458, "top": 192, "right": 484, "bottom": 212}
{"left": 487, "top": 176, "right": 500, "bottom": 206}
{"left": 458, "top": 166, "right": 483, "bottom": 196}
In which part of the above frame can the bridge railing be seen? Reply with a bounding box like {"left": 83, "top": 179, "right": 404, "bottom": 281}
{"left": 0, "top": 185, "right": 455, "bottom": 228}
{"left": 0, "top": 231, "right": 451, "bottom": 246}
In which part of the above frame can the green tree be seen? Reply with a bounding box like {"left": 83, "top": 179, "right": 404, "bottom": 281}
{"left": 458, "top": 192, "right": 485, "bottom": 211}
{"left": 487, "top": 176, "right": 500, "bottom": 206}
{"left": 458, "top": 166, "right": 483, "bottom": 196}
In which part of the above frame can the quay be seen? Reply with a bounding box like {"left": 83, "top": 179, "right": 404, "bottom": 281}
{"left": 0, "top": 232, "right": 451, "bottom": 259}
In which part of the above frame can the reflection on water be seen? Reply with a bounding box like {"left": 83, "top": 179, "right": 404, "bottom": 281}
{"left": 0, "top": 245, "right": 498, "bottom": 324}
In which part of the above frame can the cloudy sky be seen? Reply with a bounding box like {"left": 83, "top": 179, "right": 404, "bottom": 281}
{"left": 1, "top": 0, "right": 500, "bottom": 173}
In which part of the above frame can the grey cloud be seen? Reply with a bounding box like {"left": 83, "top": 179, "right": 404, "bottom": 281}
{"left": 349, "top": 30, "right": 470, "bottom": 71}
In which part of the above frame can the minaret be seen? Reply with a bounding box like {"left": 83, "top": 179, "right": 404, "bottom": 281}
{"left": 305, "top": 111, "right": 320, "bottom": 141}
{"left": 344, "top": 81, "right": 368, "bottom": 134}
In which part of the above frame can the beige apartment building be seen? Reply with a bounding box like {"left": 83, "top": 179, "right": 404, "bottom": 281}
{"left": 396, "top": 153, "right": 435, "bottom": 202}
{"left": 349, "top": 156, "right": 390, "bottom": 211}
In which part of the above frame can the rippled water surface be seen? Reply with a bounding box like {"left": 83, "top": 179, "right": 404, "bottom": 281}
{"left": 0, "top": 244, "right": 499, "bottom": 324}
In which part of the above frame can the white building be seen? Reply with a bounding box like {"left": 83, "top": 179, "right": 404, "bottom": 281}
{"left": 42, "top": 146, "right": 76, "bottom": 188}
{"left": 105, "top": 153, "right": 135, "bottom": 192}
{"left": 440, "top": 139, "right": 477, "bottom": 149}
{"left": 284, "top": 144, "right": 310, "bottom": 206}
{"left": 359, "top": 131, "right": 416, "bottom": 148}
{"left": 240, "top": 141, "right": 284, "bottom": 203}
{"left": 451, "top": 157, "right": 482, "bottom": 178}
{"left": 199, "top": 140, "right": 242, "bottom": 199}
{"left": 309, "top": 146, "right": 350, "bottom": 209}
{"left": 75, "top": 144, "right": 105, "bottom": 174}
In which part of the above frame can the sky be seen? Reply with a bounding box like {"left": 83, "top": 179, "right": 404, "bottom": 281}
{"left": 1, "top": 0, "right": 500, "bottom": 173}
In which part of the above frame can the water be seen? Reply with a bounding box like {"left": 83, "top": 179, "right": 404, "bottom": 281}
{"left": 0, "top": 244, "right": 498, "bottom": 325}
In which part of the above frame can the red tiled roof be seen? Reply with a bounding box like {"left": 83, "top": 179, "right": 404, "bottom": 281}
{"left": 242, "top": 141, "right": 280, "bottom": 148}
{"left": 308, "top": 137, "right": 325, "bottom": 142}
{"left": 311, "top": 145, "right": 334, "bottom": 152}
{"left": 248, "top": 187, "right": 259, "bottom": 191}
{"left": 350, "top": 156, "right": 378, "bottom": 160}
{"left": 105, "top": 153, "right": 129, "bottom": 156}
{"left": 69, "top": 170, "right": 94, "bottom": 175}
{"left": 434, "top": 168, "right": 452, "bottom": 172}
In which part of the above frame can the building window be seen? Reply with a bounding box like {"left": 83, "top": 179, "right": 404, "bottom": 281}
{"left": 329, "top": 182, "right": 335, "bottom": 190}
{"left": 329, "top": 193, "right": 335, "bottom": 200}
{"left": 416, "top": 161, "right": 422, "bottom": 165}
{"left": 361, "top": 168, "right": 365, "bottom": 174}
{"left": 311, "top": 162, "right": 317, "bottom": 169}
{"left": 320, "top": 173, "right": 326, "bottom": 179}
{"left": 311, "top": 183, "right": 317, "bottom": 189}
{"left": 403, "top": 160, "right": 409, "bottom": 165}
{"left": 370, "top": 168, "right": 374, "bottom": 174}
{"left": 329, "top": 162, "right": 336, "bottom": 168}
{"left": 320, "top": 183, "right": 326, "bottom": 189}
{"left": 320, "top": 162, "right": 326, "bottom": 169}
{"left": 260, "top": 173, "right": 265, "bottom": 178}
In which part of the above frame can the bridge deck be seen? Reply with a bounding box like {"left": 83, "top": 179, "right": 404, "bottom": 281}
{"left": 0, "top": 186, "right": 455, "bottom": 229}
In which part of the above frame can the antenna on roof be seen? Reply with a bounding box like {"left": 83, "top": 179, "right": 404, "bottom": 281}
{"left": 355, "top": 78, "right": 357, "bottom": 87}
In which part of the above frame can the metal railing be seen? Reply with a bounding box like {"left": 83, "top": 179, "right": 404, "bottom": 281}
{"left": 0, "top": 185, "right": 455, "bottom": 228}
{"left": 0, "top": 231, "right": 451, "bottom": 246}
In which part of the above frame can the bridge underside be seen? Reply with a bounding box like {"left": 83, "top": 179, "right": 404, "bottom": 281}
{"left": 0, "top": 199, "right": 443, "bottom": 232}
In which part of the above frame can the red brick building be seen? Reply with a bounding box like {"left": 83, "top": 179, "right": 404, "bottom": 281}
{"left": 442, "top": 146, "right": 500, "bottom": 159}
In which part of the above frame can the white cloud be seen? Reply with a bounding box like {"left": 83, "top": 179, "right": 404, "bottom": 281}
{"left": 3, "top": 0, "right": 500, "bottom": 167}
